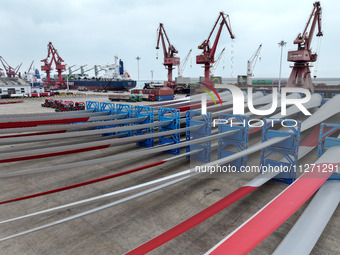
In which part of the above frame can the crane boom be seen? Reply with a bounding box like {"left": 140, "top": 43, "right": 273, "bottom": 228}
{"left": 247, "top": 44, "right": 262, "bottom": 86}
{"left": 70, "top": 66, "right": 82, "bottom": 74}
{"left": 94, "top": 65, "right": 104, "bottom": 77}
{"left": 156, "top": 23, "right": 180, "bottom": 87}
{"left": 83, "top": 67, "right": 95, "bottom": 74}
{"left": 27, "top": 61, "right": 34, "bottom": 73}
{"left": 287, "top": 1, "right": 323, "bottom": 92}
{"left": 210, "top": 47, "right": 226, "bottom": 77}
{"left": 80, "top": 65, "right": 88, "bottom": 75}
{"left": 68, "top": 65, "right": 76, "bottom": 74}
{"left": 178, "top": 49, "right": 192, "bottom": 78}
{"left": 196, "top": 12, "right": 235, "bottom": 84}
{"left": 293, "top": 2, "right": 322, "bottom": 50}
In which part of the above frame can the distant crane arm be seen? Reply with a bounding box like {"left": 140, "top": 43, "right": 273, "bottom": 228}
{"left": 80, "top": 65, "right": 88, "bottom": 75}
{"left": 209, "top": 14, "right": 234, "bottom": 59}
{"left": 156, "top": 23, "right": 178, "bottom": 58}
{"left": 70, "top": 66, "right": 82, "bottom": 74}
{"left": 0, "top": 56, "right": 10, "bottom": 74}
{"left": 210, "top": 47, "right": 226, "bottom": 77}
{"left": 156, "top": 24, "right": 168, "bottom": 58}
{"left": 293, "top": 1, "right": 322, "bottom": 50}
{"left": 196, "top": 12, "right": 235, "bottom": 83}
{"left": 213, "top": 47, "right": 225, "bottom": 68}
{"left": 247, "top": 44, "right": 262, "bottom": 86}
{"left": 14, "top": 63, "right": 22, "bottom": 73}
{"left": 27, "top": 61, "right": 34, "bottom": 73}
{"left": 68, "top": 65, "right": 76, "bottom": 74}
{"left": 83, "top": 67, "right": 95, "bottom": 73}
{"left": 248, "top": 44, "right": 262, "bottom": 71}
{"left": 178, "top": 49, "right": 192, "bottom": 77}
{"left": 287, "top": 1, "right": 323, "bottom": 92}
{"left": 0, "top": 56, "right": 21, "bottom": 77}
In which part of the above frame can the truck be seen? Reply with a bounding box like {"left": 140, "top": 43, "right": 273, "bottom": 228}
{"left": 30, "top": 91, "right": 54, "bottom": 97}
{"left": 109, "top": 93, "right": 132, "bottom": 101}
{"left": 74, "top": 102, "right": 85, "bottom": 110}
{"left": 55, "top": 102, "right": 73, "bottom": 112}
{"left": 108, "top": 92, "right": 144, "bottom": 102}
{"left": 41, "top": 98, "right": 54, "bottom": 108}
{"left": 142, "top": 94, "right": 155, "bottom": 101}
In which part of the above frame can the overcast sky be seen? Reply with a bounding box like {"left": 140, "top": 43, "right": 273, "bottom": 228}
{"left": 0, "top": 0, "right": 338, "bottom": 80}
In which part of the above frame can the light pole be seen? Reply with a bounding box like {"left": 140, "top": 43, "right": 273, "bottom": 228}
{"left": 136, "top": 56, "right": 141, "bottom": 80}
{"left": 151, "top": 70, "right": 154, "bottom": 82}
{"left": 66, "top": 74, "right": 71, "bottom": 92}
{"left": 278, "top": 40, "right": 286, "bottom": 91}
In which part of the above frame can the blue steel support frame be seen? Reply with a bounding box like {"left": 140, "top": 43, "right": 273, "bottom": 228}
{"left": 96, "top": 102, "right": 116, "bottom": 136}
{"left": 316, "top": 92, "right": 328, "bottom": 106}
{"left": 135, "top": 105, "right": 154, "bottom": 148}
{"left": 186, "top": 110, "right": 212, "bottom": 163}
{"left": 100, "top": 102, "right": 115, "bottom": 115}
{"left": 114, "top": 103, "right": 134, "bottom": 137}
{"left": 217, "top": 114, "right": 249, "bottom": 170}
{"left": 158, "top": 108, "right": 180, "bottom": 155}
{"left": 86, "top": 101, "right": 100, "bottom": 112}
{"left": 260, "top": 118, "right": 301, "bottom": 184}
{"left": 317, "top": 123, "right": 340, "bottom": 181}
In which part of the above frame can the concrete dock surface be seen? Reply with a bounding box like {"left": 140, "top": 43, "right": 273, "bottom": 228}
{"left": 0, "top": 95, "right": 338, "bottom": 255}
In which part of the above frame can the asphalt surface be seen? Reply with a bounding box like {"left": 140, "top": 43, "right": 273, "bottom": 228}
{"left": 0, "top": 95, "right": 338, "bottom": 255}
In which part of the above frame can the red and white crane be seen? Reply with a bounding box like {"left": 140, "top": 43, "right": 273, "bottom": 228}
{"left": 0, "top": 56, "right": 22, "bottom": 78}
{"left": 287, "top": 1, "right": 323, "bottom": 92}
{"left": 196, "top": 12, "right": 235, "bottom": 85}
{"left": 41, "top": 42, "right": 66, "bottom": 88}
{"left": 156, "top": 23, "right": 180, "bottom": 88}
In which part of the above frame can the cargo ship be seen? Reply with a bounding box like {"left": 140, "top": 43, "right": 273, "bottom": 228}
{"left": 67, "top": 58, "right": 136, "bottom": 91}
{"left": 24, "top": 69, "right": 45, "bottom": 88}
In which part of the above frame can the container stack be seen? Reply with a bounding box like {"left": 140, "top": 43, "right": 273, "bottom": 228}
{"left": 131, "top": 87, "right": 174, "bottom": 101}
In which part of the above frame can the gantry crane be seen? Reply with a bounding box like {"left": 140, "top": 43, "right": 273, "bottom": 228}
{"left": 196, "top": 12, "right": 235, "bottom": 84}
{"left": 0, "top": 56, "right": 22, "bottom": 77}
{"left": 41, "top": 42, "right": 66, "bottom": 88}
{"left": 287, "top": 1, "right": 323, "bottom": 92}
{"left": 178, "top": 49, "right": 192, "bottom": 78}
{"left": 247, "top": 44, "right": 262, "bottom": 86}
{"left": 156, "top": 23, "right": 180, "bottom": 88}
{"left": 210, "top": 47, "right": 225, "bottom": 77}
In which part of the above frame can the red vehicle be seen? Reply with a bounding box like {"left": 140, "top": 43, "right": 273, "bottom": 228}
{"left": 56, "top": 102, "right": 72, "bottom": 112}
{"left": 41, "top": 98, "right": 54, "bottom": 108}
{"left": 39, "top": 92, "right": 49, "bottom": 97}
{"left": 149, "top": 94, "right": 155, "bottom": 101}
{"left": 53, "top": 99, "right": 63, "bottom": 109}
{"left": 31, "top": 92, "right": 54, "bottom": 97}
{"left": 30, "top": 93, "right": 40, "bottom": 97}
{"left": 64, "top": 100, "right": 74, "bottom": 109}
{"left": 74, "top": 102, "right": 85, "bottom": 111}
